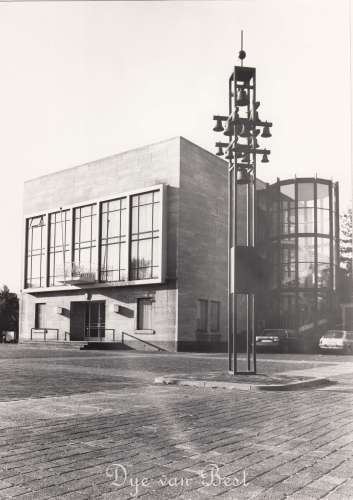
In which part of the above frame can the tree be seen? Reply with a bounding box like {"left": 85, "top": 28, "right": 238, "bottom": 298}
{"left": 340, "top": 209, "right": 352, "bottom": 279}
{"left": 339, "top": 209, "right": 353, "bottom": 303}
{"left": 0, "top": 285, "right": 19, "bottom": 335}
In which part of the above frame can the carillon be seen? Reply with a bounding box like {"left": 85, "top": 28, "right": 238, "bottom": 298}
{"left": 212, "top": 31, "right": 272, "bottom": 375}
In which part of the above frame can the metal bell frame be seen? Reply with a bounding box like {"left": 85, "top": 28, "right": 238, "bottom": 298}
{"left": 212, "top": 34, "right": 272, "bottom": 375}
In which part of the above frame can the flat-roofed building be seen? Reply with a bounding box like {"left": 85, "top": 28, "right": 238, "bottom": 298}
{"left": 20, "top": 137, "right": 341, "bottom": 353}
{"left": 20, "top": 137, "right": 228, "bottom": 351}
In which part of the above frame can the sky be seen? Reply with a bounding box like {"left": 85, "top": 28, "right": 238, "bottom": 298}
{"left": 0, "top": 0, "right": 352, "bottom": 292}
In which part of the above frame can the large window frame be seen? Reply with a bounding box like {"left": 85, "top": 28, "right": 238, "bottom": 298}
{"left": 25, "top": 215, "right": 47, "bottom": 289}
{"left": 73, "top": 204, "right": 98, "bottom": 275}
{"left": 23, "top": 184, "right": 167, "bottom": 291}
{"left": 100, "top": 198, "right": 127, "bottom": 283}
{"left": 48, "top": 209, "right": 72, "bottom": 286}
{"left": 265, "top": 178, "right": 338, "bottom": 337}
{"left": 130, "top": 191, "right": 160, "bottom": 280}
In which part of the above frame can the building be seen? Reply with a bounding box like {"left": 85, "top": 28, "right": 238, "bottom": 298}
{"left": 257, "top": 177, "right": 340, "bottom": 350}
{"left": 20, "top": 137, "right": 228, "bottom": 351}
{"left": 20, "top": 138, "right": 340, "bottom": 352}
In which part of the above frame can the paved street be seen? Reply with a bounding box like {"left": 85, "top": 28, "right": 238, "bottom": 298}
{"left": 0, "top": 346, "right": 352, "bottom": 499}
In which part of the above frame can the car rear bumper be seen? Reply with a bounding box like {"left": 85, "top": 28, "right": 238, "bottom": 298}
{"left": 256, "top": 343, "right": 281, "bottom": 349}
{"left": 319, "top": 345, "right": 343, "bottom": 351}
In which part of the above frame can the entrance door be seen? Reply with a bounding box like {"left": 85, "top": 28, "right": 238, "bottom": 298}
{"left": 70, "top": 301, "right": 106, "bottom": 341}
{"left": 85, "top": 301, "right": 105, "bottom": 339}
{"left": 70, "top": 302, "right": 86, "bottom": 341}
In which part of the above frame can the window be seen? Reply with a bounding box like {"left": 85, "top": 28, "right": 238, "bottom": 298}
{"left": 280, "top": 238, "right": 296, "bottom": 287}
{"left": 73, "top": 204, "right": 97, "bottom": 274}
{"left": 137, "top": 298, "right": 153, "bottom": 330}
{"left": 280, "top": 184, "right": 295, "bottom": 235}
{"left": 298, "top": 237, "right": 315, "bottom": 288}
{"left": 210, "top": 301, "right": 220, "bottom": 332}
{"left": 298, "top": 262, "right": 315, "bottom": 287}
{"left": 24, "top": 186, "right": 164, "bottom": 289}
{"left": 26, "top": 216, "right": 46, "bottom": 288}
{"left": 48, "top": 210, "right": 71, "bottom": 286}
{"left": 197, "top": 299, "right": 208, "bottom": 332}
{"left": 281, "top": 263, "right": 296, "bottom": 288}
{"left": 298, "top": 237, "right": 315, "bottom": 262}
{"left": 317, "top": 183, "right": 330, "bottom": 234}
{"left": 317, "top": 237, "right": 331, "bottom": 288}
{"left": 100, "top": 198, "right": 127, "bottom": 282}
{"left": 35, "top": 303, "right": 46, "bottom": 329}
{"left": 130, "top": 191, "right": 160, "bottom": 280}
{"left": 298, "top": 207, "right": 314, "bottom": 233}
{"left": 317, "top": 184, "right": 329, "bottom": 209}
{"left": 317, "top": 209, "right": 330, "bottom": 234}
{"left": 297, "top": 183, "right": 314, "bottom": 208}
{"left": 317, "top": 237, "right": 330, "bottom": 262}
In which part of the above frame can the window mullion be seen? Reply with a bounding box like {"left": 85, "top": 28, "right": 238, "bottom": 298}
{"left": 126, "top": 195, "right": 131, "bottom": 281}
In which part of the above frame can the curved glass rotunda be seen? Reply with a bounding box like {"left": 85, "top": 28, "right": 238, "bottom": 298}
{"left": 257, "top": 177, "right": 339, "bottom": 350}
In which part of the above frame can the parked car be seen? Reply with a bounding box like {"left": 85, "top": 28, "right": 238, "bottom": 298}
{"left": 319, "top": 330, "right": 353, "bottom": 354}
{"left": 256, "top": 329, "right": 295, "bottom": 353}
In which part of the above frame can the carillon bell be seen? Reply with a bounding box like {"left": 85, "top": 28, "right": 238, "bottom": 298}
{"left": 261, "top": 152, "right": 269, "bottom": 163}
{"left": 236, "top": 88, "right": 249, "bottom": 106}
{"left": 237, "top": 168, "right": 250, "bottom": 182}
{"left": 261, "top": 122, "right": 272, "bottom": 138}
{"left": 216, "top": 145, "right": 224, "bottom": 156}
{"left": 223, "top": 120, "right": 233, "bottom": 137}
{"left": 251, "top": 128, "right": 261, "bottom": 137}
{"left": 239, "top": 123, "right": 249, "bottom": 138}
{"left": 213, "top": 118, "right": 224, "bottom": 133}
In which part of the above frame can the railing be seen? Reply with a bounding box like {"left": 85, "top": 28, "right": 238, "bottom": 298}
{"left": 30, "top": 328, "right": 60, "bottom": 341}
{"left": 85, "top": 327, "right": 116, "bottom": 342}
{"left": 121, "top": 331, "right": 165, "bottom": 352}
{"left": 57, "top": 262, "right": 97, "bottom": 284}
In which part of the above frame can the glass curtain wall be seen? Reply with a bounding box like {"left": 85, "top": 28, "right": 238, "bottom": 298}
{"left": 25, "top": 216, "right": 46, "bottom": 288}
{"left": 100, "top": 198, "right": 127, "bottom": 282}
{"left": 25, "top": 188, "right": 163, "bottom": 288}
{"left": 73, "top": 204, "right": 97, "bottom": 274}
{"left": 263, "top": 178, "right": 338, "bottom": 345}
{"left": 130, "top": 191, "right": 160, "bottom": 280}
{"left": 48, "top": 210, "right": 71, "bottom": 286}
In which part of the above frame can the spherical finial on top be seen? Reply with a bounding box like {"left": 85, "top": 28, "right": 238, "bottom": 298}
{"left": 238, "top": 49, "right": 246, "bottom": 61}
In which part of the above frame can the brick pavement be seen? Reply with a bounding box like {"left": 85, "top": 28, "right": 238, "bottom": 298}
{"left": 0, "top": 347, "right": 351, "bottom": 499}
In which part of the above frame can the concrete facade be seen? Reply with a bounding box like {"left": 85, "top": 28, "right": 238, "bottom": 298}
{"left": 20, "top": 137, "right": 228, "bottom": 351}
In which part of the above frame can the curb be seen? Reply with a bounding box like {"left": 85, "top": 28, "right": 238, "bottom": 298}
{"left": 154, "top": 376, "right": 333, "bottom": 391}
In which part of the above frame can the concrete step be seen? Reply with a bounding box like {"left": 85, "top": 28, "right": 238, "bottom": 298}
{"left": 20, "top": 340, "right": 87, "bottom": 349}
{"left": 80, "top": 342, "right": 133, "bottom": 351}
